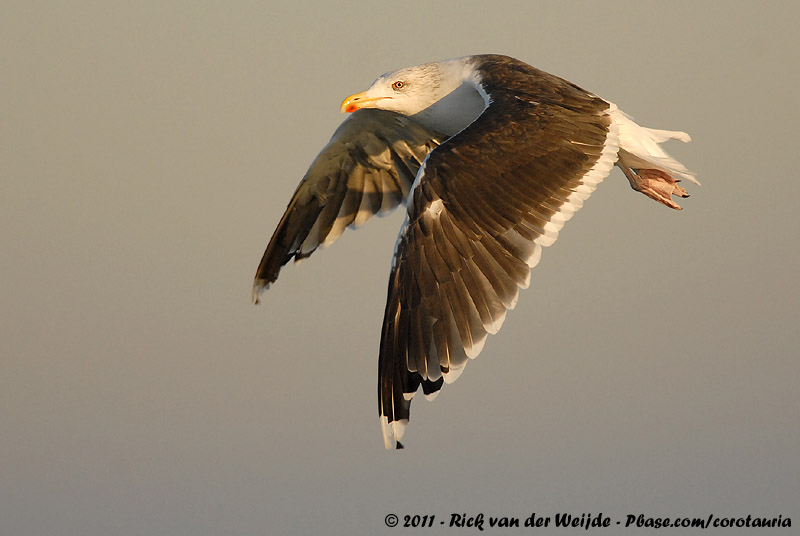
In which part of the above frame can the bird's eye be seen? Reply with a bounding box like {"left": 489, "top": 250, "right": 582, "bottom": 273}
{"left": 392, "top": 81, "right": 405, "bottom": 90}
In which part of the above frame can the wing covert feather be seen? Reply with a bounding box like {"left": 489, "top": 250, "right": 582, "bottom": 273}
{"left": 253, "top": 109, "right": 444, "bottom": 301}
{"left": 378, "top": 58, "right": 621, "bottom": 447}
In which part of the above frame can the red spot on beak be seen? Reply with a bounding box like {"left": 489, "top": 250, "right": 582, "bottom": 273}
{"left": 341, "top": 91, "right": 370, "bottom": 113}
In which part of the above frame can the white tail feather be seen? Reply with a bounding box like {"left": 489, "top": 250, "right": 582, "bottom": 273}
{"left": 611, "top": 108, "right": 699, "bottom": 185}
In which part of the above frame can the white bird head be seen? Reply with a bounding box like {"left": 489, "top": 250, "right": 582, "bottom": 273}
{"left": 340, "top": 58, "right": 486, "bottom": 135}
{"left": 341, "top": 62, "right": 449, "bottom": 116}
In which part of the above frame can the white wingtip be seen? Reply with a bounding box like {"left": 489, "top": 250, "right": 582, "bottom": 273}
{"left": 442, "top": 364, "right": 466, "bottom": 384}
{"left": 423, "top": 390, "right": 440, "bottom": 401}
{"left": 251, "top": 281, "right": 268, "bottom": 304}
{"left": 380, "top": 416, "right": 408, "bottom": 450}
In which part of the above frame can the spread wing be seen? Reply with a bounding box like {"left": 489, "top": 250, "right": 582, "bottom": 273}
{"left": 253, "top": 109, "right": 445, "bottom": 302}
{"left": 378, "top": 62, "right": 622, "bottom": 448}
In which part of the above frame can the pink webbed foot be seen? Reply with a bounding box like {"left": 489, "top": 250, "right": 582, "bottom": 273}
{"left": 621, "top": 166, "right": 690, "bottom": 210}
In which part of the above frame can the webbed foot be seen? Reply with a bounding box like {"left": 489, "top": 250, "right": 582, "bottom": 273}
{"left": 620, "top": 166, "right": 690, "bottom": 210}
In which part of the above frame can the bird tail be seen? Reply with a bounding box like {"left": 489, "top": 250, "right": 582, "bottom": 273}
{"left": 612, "top": 108, "right": 698, "bottom": 185}
{"left": 610, "top": 108, "right": 698, "bottom": 209}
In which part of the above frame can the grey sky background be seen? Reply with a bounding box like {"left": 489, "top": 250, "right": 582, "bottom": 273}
{"left": 2, "top": 1, "right": 798, "bottom": 535}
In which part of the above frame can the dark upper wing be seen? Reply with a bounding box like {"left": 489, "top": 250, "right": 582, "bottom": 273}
{"left": 253, "top": 109, "right": 445, "bottom": 302}
{"left": 378, "top": 57, "right": 621, "bottom": 448}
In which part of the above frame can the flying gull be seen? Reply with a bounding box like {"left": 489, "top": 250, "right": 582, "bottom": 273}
{"left": 253, "top": 54, "right": 697, "bottom": 449}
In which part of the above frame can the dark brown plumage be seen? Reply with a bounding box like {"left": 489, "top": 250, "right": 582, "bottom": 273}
{"left": 252, "top": 54, "right": 696, "bottom": 449}
{"left": 378, "top": 56, "right": 615, "bottom": 446}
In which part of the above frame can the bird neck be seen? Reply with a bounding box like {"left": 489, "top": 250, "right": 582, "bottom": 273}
{"left": 411, "top": 58, "right": 487, "bottom": 136}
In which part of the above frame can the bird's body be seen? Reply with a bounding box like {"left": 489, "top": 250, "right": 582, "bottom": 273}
{"left": 253, "top": 54, "right": 697, "bottom": 449}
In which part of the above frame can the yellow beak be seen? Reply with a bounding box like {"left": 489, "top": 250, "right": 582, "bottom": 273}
{"left": 340, "top": 91, "right": 388, "bottom": 113}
